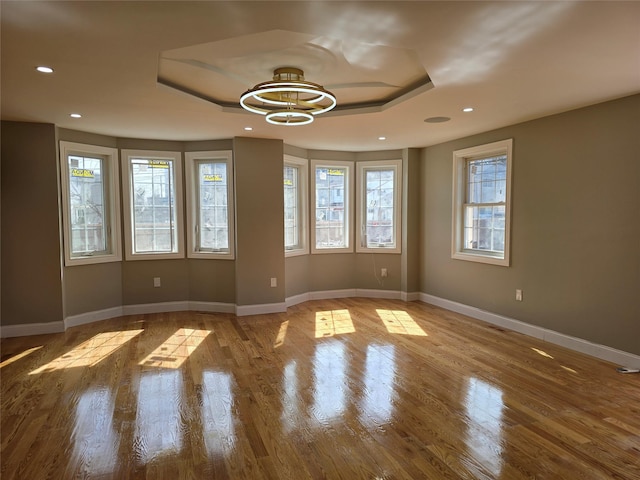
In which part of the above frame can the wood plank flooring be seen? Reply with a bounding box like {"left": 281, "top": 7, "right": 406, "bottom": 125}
{"left": 1, "top": 298, "right": 639, "bottom": 479}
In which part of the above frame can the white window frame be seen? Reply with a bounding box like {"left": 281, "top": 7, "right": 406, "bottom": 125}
{"left": 185, "top": 150, "right": 235, "bottom": 260}
{"left": 311, "top": 160, "right": 354, "bottom": 254}
{"left": 452, "top": 139, "right": 513, "bottom": 266}
{"left": 356, "top": 159, "right": 402, "bottom": 254}
{"left": 284, "top": 155, "right": 309, "bottom": 257}
{"left": 59, "top": 141, "right": 121, "bottom": 266}
{"left": 121, "top": 149, "right": 184, "bottom": 260}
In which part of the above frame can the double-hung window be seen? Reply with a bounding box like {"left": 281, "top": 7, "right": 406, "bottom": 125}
{"left": 121, "top": 150, "right": 184, "bottom": 260}
{"left": 452, "top": 139, "right": 513, "bottom": 266}
{"left": 185, "top": 151, "right": 235, "bottom": 259}
{"left": 284, "top": 155, "right": 308, "bottom": 256}
{"left": 59, "top": 141, "right": 121, "bottom": 265}
{"left": 311, "top": 160, "right": 353, "bottom": 253}
{"left": 356, "top": 160, "right": 402, "bottom": 253}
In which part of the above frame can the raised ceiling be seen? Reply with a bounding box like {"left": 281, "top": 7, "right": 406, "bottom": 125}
{"left": 1, "top": 1, "right": 639, "bottom": 151}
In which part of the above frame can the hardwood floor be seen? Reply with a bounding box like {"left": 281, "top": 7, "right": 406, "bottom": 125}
{"left": 1, "top": 298, "right": 639, "bottom": 479}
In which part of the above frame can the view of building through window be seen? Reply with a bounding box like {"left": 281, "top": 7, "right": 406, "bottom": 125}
{"left": 284, "top": 165, "right": 299, "bottom": 249}
{"left": 68, "top": 155, "right": 106, "bottom": 255}
{"left": 197, "top": 161, "right": 229, "bottom": 251}
{"left": 315, "top": 166, "right": 347, "bottom": 248}
{"left": 363, "top": 168, "right": 395, "bottom": 247}
{"left": 130, "top": 158, "right": 177, "bottom": 253}
{"left": 464, "top": 155, "right": 507, "bottom": 253}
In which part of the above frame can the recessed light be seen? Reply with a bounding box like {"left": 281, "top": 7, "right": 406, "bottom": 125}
{"left": 378, "top": 136, "right": 386, "bottom": 141}
{"left": 70, "top": 113, "right": 82, "bottom": 118}
{"left": 244, "top": 127, "right": 253, "bottom": 131}
{"left": 36, "top": 66, "right": 54, "bottom": 74}
{"left": 424, "top": 116, "right": 451, "bottom": 123}
{"left": 462, "top": 107, "right": 474, "bottom": 113}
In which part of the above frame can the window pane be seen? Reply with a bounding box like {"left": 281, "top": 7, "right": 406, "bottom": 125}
{"left": 284, "top": 165, "right": 299, "bottom": 249}
{"left": 364, "top": 168, "right": 395, "bottom": 247}
{"left": 198, "top": 162, "right": 229, "bottom": 251}
{"left": 467, "top": 156, "right": 507, "bottom": 204}
{"left": 68, "top": 155, "right": 107, "bottom": 255}
{"left": 464, "top": 205, "right": 505, "bottom": 253}
{"left": 131, "top": 158, "right": 176, "bottom": 253}
{"left": 316, "top": 167, "right": 346, "bottom": 248}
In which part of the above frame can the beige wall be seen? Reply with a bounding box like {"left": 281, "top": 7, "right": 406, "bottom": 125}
{"left": 233, "top": 137, "right": 285, "bottom": 306}
{"left": 420, "top": 94, "right": 640, "bottom": 355}
{"left": 1, "top": 121, "right": 64, "bottom": 326}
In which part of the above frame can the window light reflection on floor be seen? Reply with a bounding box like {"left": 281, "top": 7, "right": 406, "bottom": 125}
{"left": 274, "top": 321, "right": 288, "bottom": 348}
{"left": 30, "top": 330, "right": 143, "bottom": 374}
{"left": 314, "top": 310, "right": 355, "bottom": 338}
{"left": 376, "top": 309, "right": 428, "bottom": 336}
{"left": 139, "top": 328, "right": 210, "bottom": 369}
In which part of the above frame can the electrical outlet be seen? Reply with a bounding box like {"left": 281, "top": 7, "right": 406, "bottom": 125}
{"left": 270, "top": 277, "right": 277, "bottom": 287}
{"left": 154, "top": 277, "right": 161, "bottom": 288}
{"left": 381, "top": 268, "right": 388, "bottom": 278}
{"left": 515, "top": 289, "right": 523, "bottom": 301}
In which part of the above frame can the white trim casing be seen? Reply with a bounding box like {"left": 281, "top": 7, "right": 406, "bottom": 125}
{"left": 452, "top": 139, "right": 513, "bottom": 266}
{"left": 121, "top": 149, "right": 185, "bottom": 260}
{"left": 185, "top": 150, "right": 235, "bottom": 260}
{"left": 310, "top": 160, "right": 354, "bottom": 254}
{"left": 284, "top": 155, "right": 309, "bottom": 257}
{"left": 356, "top": 159, "right": 402, "bottom": 254}
{"left": 59, "top": 141, "right": 122, "bottom": 266}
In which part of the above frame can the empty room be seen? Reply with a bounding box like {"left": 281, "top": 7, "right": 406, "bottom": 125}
{"left": 1, "top": 2, "right": 639, "bottom": 479}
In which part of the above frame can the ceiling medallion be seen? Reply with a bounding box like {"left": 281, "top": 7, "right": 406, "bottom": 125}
{"left": 240, "top": 67, "right": 336, "bottom": 126}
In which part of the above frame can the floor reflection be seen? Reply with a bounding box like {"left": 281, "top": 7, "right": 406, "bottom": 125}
{"left": 281, "top": 360, "right": 300, "bottom": 433}
{"left": 464, "top": 378, "right": 505, "bottom": 477}
{"left": 201, "top": 371, "right": 236, "bottom": 457}
{"left": 360, "top": 344, "right": 396, "bottom": 428}
{"left": 70, "top": 388, "right": 119, "bottom": 477}
{"left": 134, "top": 370, "right": 184, "bottom": 464}
{"left": 312, "top": 341, "right": 347, "bottom": 424}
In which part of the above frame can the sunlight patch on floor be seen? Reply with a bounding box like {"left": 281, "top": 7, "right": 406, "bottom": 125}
{"left": 315, "top": 310, "right": 355, "bottom": 338}
{"left": 1, "top": 346, "right": 43, "bottom": 368}
{"left": 139, "top": 328, "right": 210, "bottom": 369}
{"left": 30, "top": 330, "right": 143, "bottom": 374}
{"left": 376, "top": 309, "right": 427, "bottom": 336}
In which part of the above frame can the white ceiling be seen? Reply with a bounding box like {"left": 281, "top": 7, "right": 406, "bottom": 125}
{"left": 2, "top": 1, "right": 639, "bottom": 152}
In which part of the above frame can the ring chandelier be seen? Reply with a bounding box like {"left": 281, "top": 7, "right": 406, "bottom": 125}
{"left": 240, "top": 67, "right": 337, "bottom": 126}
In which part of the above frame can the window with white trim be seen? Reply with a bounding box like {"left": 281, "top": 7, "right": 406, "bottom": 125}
{"left": 60, "top": 141, "right": 121, "bottom": 266}
{"left": 284, "top": 155, "right": 308, "bottom": 256}
{"left": 452, "top": 139, "right": 513, "bottom": 266}
{"left": 121, "top": 150, "right": 184, "bottom": 260}
{"left": 356, "top": 160, "right": 402, "bottom": 253}
{"left": 311, "top": 160, "right": 353, "bottom": 253}
{"left": 185, "top": 151, "right": 235, "bottom": 259}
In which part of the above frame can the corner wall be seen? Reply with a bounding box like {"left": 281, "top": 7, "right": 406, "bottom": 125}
{"left": 420, "top": 95, "right": 640, "bottom": 355}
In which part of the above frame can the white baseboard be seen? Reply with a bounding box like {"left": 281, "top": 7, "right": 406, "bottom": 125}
{"left": 65, "top": 306, "right": 124, "bottom": 329}
{"left": 189, "top": 301, "right": 235, "bottom": 314}
{"left": 420, "top": 293, "right": 640, "bottom": 369}
{"left": 236, "top": 302, "right": 287, "bottom": 317}
{"left": 0, "top": 321, "right": 65, "bottom": 338}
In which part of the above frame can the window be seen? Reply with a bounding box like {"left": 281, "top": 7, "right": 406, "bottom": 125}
{"left": 59, "top": 141, "right": 121, "bottom": 266}
{"left": 452, "top": 139, "right": 513, "bottom": 266}
{"left": 284, "top": 155, "right": 308, "bottom": 256}
{"left": 311, "top": 160, "right": 353, "bottom": 253}
{"left": 185, "top": 151, "right": 234, "bottom": 259}
{"left": 121, "top": 150, "right": 184, "bottom": 260}
{"left": 356, "top": 160, "right": 402, "bottom": 253}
